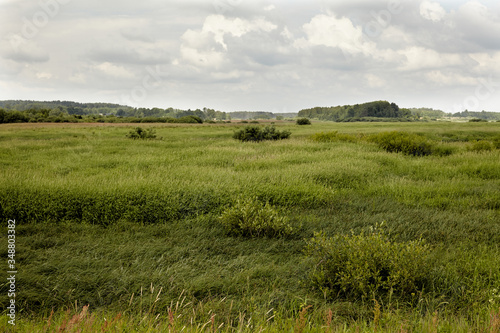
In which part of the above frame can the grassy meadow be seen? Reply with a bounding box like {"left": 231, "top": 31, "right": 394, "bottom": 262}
{"left": 1, "top": 120, "right": 500, "bottom": 332}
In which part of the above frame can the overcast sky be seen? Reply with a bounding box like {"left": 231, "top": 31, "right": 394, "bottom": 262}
{"left": 1, "top": 0, "right": 500, "bottom": 113}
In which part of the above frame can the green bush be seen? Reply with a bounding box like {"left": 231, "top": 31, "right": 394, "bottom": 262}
{"left": 467, "top": 140, "right": 494, "bottom": 152}
{"left": 126, "top": 127, "right": 157, "bottom": 139}
{"left": 493, "top": 137, "right": 500, "bottom": 149}
{"left": 469, "top": 118, "right": 488, "bottom": 122}
{"left": 369, "top": 131, "right": 434, "bottom": 156}
{"left": 233, "top": 125, "right": 291, "bottom": 142}
{"left": 296, "top": 118, "right": 311, "bottom": 125}
{"left": 218, "top": 197, "right": 293, "bottom": 238}
{"left": 176, "top": 116, "right": 203, "bottom": 123}
{"left": 304, "top": 227, "right": 431, "bottom": 300}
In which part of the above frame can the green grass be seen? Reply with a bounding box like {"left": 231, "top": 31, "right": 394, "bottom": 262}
{"left": 0, "top": 121, "right": 499, "bottom": 331}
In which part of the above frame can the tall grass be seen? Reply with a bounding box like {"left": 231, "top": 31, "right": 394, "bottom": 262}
{"left": 0, "top": 121, "right": 499, "bottom": 330}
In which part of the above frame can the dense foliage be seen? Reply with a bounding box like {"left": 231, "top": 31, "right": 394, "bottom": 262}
{"left": 298, "top": 101, "right": 412, "bottom": 121}
{"left": 218, "top": 197, "right": 293, "bottom": 237}
{"left": 368, "top": 131, "right": 435, "bottom": 156}
{"left": 126, "top": 127, "right": 157, "bottom": 140}
{"left": 305, "top": 227, "right": 431, "bottom": 300}
{"left": 453, "top": 110, "right": 500, "bottom": 121}
{"left": 296, "top": 117, "right": 311, "bottom": 125}
{"left": 233, "top": 125, "right": 291, "bottom": 141}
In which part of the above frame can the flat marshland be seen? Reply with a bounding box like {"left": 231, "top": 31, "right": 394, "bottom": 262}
{"left": 1, "top": 121, "right": 500, "bottom": 332}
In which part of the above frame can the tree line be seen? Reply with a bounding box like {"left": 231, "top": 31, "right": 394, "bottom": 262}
{"left": 0, "top": 100, "right": 300, "bottom": 124}
{"left": 0, "top": 100, "right": 229, "bottom": 124}
{"left": 298, "top": 101, "right": 413, "bottom": 121}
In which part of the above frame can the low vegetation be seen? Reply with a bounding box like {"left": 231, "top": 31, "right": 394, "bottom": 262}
{"left": 232, "top": 125, "right": 291, "bottom": 141}
{"left": 218, "top": 197, "right": 293, "bottom": 238}
{"left": 126, "top": 127, "right": 157, "bottom": 139}
{"left": 305, "top": 225, "right": 431, "bottom": 300}
{"left": 1, "top": 121, "right": 499, "bottom": 331}
{"left": 368, "top": 131, "right": 434, "bottom": 156}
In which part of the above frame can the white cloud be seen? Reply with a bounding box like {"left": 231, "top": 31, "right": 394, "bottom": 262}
{"left": 281, "top": 27, "right": 293, "bottom": 40}
{"left": 398, "top": 47, "right": 464, "bottom": 71}
{"left": 69, "top": 73, "right": 87, "bottom": 84}
{"left": 180, "top": 44, "right": 225, "bottom": 69}
{"left": 299, "top": 14, "right": 376, "bottom": 56}
{"left": 365, "top": 73, "right": 386, "bottom": 88}
{"left": 201, "top": 15, "right": 277, "bottom": 50}
{"left": 95, "top": 62, "right": 134, "bottom": 78}
{"left": 178, "top": 15, "right": 278, "bottom": 69}
{"left": 420, "top": 1, "right": 447, "bottom": 22}
{"left": 426, "top": 70, "right": 477, "bottom": 86}
{"left": 211, "top": 70, "right": 254, "bottom": 80}
{"left": 1, "top": 36, "right": 50, "bottom": 63}
{"left": 36, "top": 72, "right": 53, "bottom": 79}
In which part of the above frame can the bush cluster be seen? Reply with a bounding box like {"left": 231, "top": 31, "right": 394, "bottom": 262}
{"left": 368, "top": 131, "right": 434, "bottom": 156}
{"left": 467, "top": 140, "right": 494, "bottom": 152}
{"left": 233, "top": 125, "right": 291, "bottom": 142}
{"left": 304, "top": 227, "right": 431, "bottom": 300}
{"left": 126, "top": 127, "right": 157, "bottom": 139}
{"left": 296, "top": 118, "right": 311, "bottom": 125}
{"left": 218, "top": 197, "right": 293, "bottom": 238}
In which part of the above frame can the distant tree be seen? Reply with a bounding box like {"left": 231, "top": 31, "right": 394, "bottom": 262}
{"left": 296, "top": 118, "right": 311, "bottom": 125}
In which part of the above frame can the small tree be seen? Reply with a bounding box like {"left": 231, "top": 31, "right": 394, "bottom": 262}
{"left": 296, "top": 118, "right": 311, "bottom": 125}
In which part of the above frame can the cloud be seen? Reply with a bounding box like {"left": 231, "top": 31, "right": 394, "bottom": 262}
{"left": 365, "top": 73, "right": 386, "bottom": 88}
{"left": 178, "top": 14, "right": 278, "bottom": 69}
{"left": 201, "top": 15, "right": 277, "bottom": 50}
{"left": 452, "top": 1, "right": 500, "bottom": 51}
{"left": 121, "top": 29, "right": 154, "bottom": 43}
{"left": 420, "top": 1, "right": 447, "bottom": 22}
{"left": 298, "top": 14, "right": 376, "bottom": 57}
{"left": 36, "top": 72, "right": 53, "bottom": 79}
{"left": 95, "top": 62, "right": 134, "bottom": 78}
{"left": 1, "top": 0, "right": 499, "bottom": 112}
{"left": 1, "top": 36, "right": 50, "bottom": 63}
{"left": 398, "top": 47, "right": 465, "bottom": 71}
{"left": 426, "top": 70, "right": 477, "bottom": 86}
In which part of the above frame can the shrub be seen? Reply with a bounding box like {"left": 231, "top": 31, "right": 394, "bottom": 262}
{"left": 469, "top": 118, "right": 488, "bottom": 122}
{"left": 296, "top": 118, "right": 311, "bottom": 125}
{"left": 233, "top": 125, "right": 291, "bottom": 142}
{"left": 369, "top": 131, "right": 434, "bottom": 156}
{"left": 218, "top": 197, "right": 293, "bottom": 237}
{"left": 467, "top": 140, "right": 494, "bottom": 152}
{"left": 304, "top": 227, "right": 431, "bottom": 300}
{"left": 493, "top": 137, "right": 500, "bottom": 149}
{"left": 126, "top": 127, "right": 157, "bottom": 139}
{"left": 176, "top": 116, "right": 203, "bottom": 124}
{"left": 250, "top": 120, "right": 259, "bottom": 124}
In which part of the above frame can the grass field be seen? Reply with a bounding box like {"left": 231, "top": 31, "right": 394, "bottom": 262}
{"left": 1, "top": 121, "right": 500, "bottom": 332}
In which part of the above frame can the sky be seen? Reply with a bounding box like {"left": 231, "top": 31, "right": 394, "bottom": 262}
{"left": 1, "top": 0, "right": 500, "bottom": 113}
